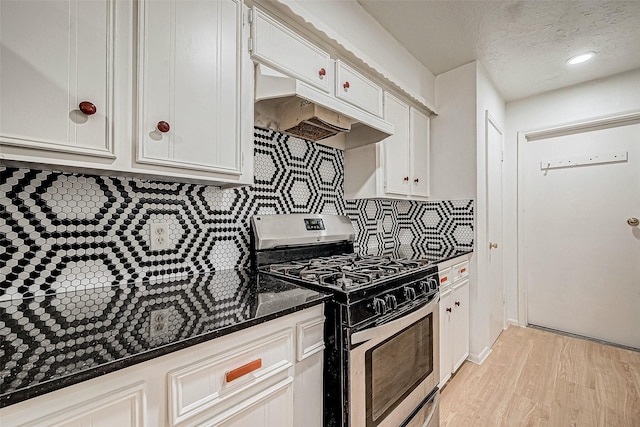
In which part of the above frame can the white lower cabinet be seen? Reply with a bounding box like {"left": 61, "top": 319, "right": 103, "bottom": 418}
{"left": 439, "top": 260, "right": 470, "bottom": 387}
{"left": 0, "top": 306, "right": 324, "bottom": 427}
{"left": 216, "top": 379, "right": 294, "bottom": 427}
{"left": 11, "top": 382, "right": 146, "bottom": 427}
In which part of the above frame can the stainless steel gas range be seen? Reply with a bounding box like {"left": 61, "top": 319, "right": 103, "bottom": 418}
{"left": 252, "top": 214, "right": 440, "bottom": 427}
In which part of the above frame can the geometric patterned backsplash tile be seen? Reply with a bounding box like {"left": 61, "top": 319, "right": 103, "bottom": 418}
{"left": 0, "top": 127, "right": 473, "bottom": 300}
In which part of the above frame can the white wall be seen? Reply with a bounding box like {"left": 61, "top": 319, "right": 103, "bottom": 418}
{"left": 266, "top": 0, "right": 436, "bottom": 108}
{"left": 431, "top": 61, "right": 506, "bottom": 361}
{"left": 504, "top": 68, "right": 640, "bottom": 324}
{"left": 430, "top": 62, "right": 477, "bottom": 200}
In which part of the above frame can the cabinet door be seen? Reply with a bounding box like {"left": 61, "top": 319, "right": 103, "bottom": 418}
{"left": 410, "top": 108, "right": 430, "bottom": 198}
{"left": 335, "top": 60, "right": 383, "bottom": 117}
{"left": 452, "top": 279, "right": 470, "bottom": 372}
{"left": 11, "top": 383, "right": 145, "bottom": 427}
{"left": 439, "top": 287, "right": 453, "bottom": 386}
{"left": 0, "top": 0, "right": 114, "bottom": 159}
{"left": 138, "top": 0, "right": 242, "bottom": 175}
{"left": 215, "top": 379, "right": 294, "bottom": 427}
{"left": 383, "top": 93, "right": 410, "bottom": 196}
{"left": 251, "top": 8, "right": 331, "bottom": 93}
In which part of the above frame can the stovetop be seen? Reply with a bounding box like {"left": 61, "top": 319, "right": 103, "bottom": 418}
{"left": 265, "top": 254, "right": 431, "bottom": 292}
{"left": 260, "top": 252, "right": 439, "bottom": 328}
{"left": 251, "top": 214, "right": 441, "bottom": 327}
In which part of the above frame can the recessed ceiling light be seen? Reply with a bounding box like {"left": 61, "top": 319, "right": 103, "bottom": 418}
{"left": 567, "top": 52, "right": 595, "bottom": 65}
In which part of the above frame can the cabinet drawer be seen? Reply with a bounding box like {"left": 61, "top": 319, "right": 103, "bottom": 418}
{"left": 168, "top": 328, "right": 294, "bottom": 426}
{"left": 251, "top": 8, "right": 331, "bottom": 93}
{"left": 335, "top": 60, "right": 383, "bottom": 117}
{"left": 438, "top": 267, "right": 452, "bottom": 287}
{"left": 453, "top": 261, "right": 469, "bottom": 281}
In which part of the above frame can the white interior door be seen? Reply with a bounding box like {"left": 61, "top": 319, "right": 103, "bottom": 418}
{"left": 487, "top": 113, "right": 505, "bottom": 347}
{"left": 524, "top": 122, "right": 640, "bottom": 349}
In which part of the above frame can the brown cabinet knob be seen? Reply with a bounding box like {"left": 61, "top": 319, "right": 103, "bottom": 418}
{"left": 318, "top": 68, "right": 326, "bottom": 79}
{"left": 446, "top": 307, "right": 452, "bottom": 313}
{"left": 157, "top": 121, "right": 170, "bottom": 133}
{"left": 403, "top": 176, "right": 409, "bottom": 181}
{"left": 414, "top": 178, "right": 419, "bottom": 183}
{"left": 455, "top": 301, "right": 460, "bottom": 307}
{"left": 343, "top": 81, "right": 350, "bottom": 91}
{"left": 78, "top": 101, "right": 96, "bottom": 115}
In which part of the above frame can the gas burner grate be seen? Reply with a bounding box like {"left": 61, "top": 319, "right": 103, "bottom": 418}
{"left": 264, "top": 253, "right": 432, "bottom": 291}
{"left": 319, "top": 272, "right": 372, "bottom": 290}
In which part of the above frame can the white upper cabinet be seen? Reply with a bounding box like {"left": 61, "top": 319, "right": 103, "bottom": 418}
{"left": 344, "top": 92, "right": 431, "bottom": 200}
{"left": 0, "top": 0, "right": 115, "bottom": 162}
{"left": 410, "top": 107, "right": 431, "bottom": 197}
{"left": 335, "top": 60, "right": 383, "bottom": 117}
{"left": 1, "top": 0, "right": 253, "bottom": 187}
{"left": 137, "top": 0, "right": 246, "bottom": 176}
{"left": 383, "top": 93, "right": 412, "bottom": 196}
{"left": 251, "top": 8, "right": 332, "bottom": 93}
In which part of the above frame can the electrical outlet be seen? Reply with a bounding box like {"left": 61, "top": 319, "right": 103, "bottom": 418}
{"left": 149, "top": 223, "right": 169, "bottom": 251}
{"left": 376, "top": 219, "right": 384, "bottom": 234}
{"left": 149, "top": 308, "right": 170, "bottom": 337}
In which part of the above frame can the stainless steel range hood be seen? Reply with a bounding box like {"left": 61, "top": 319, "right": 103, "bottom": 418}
{"left": 254, "top": 64, "right": 394, "bottom": 150}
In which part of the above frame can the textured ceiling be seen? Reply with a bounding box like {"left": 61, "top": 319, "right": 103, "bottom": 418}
{"left": 357, "top": 0, "right": 640, "bottom": 101}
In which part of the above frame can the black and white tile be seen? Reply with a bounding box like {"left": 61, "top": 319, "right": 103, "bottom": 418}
{"left": 1, "top": 127, "right": 474, "bottom": 300}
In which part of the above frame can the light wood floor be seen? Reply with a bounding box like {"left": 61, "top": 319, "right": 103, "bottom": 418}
{"left": 440, "top": 326, "right": 640, "bottom": 426}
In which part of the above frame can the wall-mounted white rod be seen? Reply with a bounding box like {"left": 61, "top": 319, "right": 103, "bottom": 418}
{"left": 540, "top": 151, "right": 628, "bottom": 170}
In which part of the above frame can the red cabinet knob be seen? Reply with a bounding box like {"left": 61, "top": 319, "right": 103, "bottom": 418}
{"left": 343, "top": 81, "right": 350, "bottom": 91}
{"left": 318, "top": 68, "right": 326, "bottom": 79}
{"left": 157, "top": 121, "right": 170, "bottom": 133}
{"left": 78, "top": 101, "right": 96, "bottom": 115}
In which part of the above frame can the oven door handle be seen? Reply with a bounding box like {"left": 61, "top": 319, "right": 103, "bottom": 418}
{"left": 351, "top": 293, "right": 439, "bottom": 346}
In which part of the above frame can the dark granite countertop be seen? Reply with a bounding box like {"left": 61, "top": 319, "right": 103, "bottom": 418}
{"left": 0, "top": 269, "right": 330, "bottom": 407}
{"left": 0, "top": 247, "right": 473, "bottom": 407}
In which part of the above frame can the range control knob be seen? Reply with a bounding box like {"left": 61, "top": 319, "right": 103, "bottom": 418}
{"left": 428, "top": 278, "right": 438, "bottom": 291}
{"left": 418, "top": 281, "right": 427, "bottom": 294}
{"left": 384, "top": 294, "right": 398, "bottom": 310}
{"left": 404, "top": 287, "right": 417, "bottom": 301}
{"left": 373, "top": 298, "right": 387, "bottom": 315}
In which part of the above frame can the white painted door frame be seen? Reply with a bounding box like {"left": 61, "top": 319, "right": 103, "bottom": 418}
{"left": 516, "top": 110, "right": 640, "bottom": 326}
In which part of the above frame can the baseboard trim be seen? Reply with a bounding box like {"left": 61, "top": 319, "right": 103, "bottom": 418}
{"left": 438, "top": 373, "right": 451, "bottom": 390}
{"left": 528, "top": 324, "right": 639, "bottom": 352}
{"left": 467, "top": 346, "right": 491, "bottom": 365}
{"left": 507, "top": 318, "right": 521, "bottom": 327}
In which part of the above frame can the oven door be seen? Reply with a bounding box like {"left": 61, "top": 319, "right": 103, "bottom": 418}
{"left": 349, "top": 294, "right": 439, "bottom": 427}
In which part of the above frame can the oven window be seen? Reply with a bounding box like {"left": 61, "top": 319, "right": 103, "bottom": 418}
{"left": 365, "top": 314, "right": 433, "bottom": 426}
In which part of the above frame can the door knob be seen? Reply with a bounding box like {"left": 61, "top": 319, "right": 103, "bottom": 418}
{"left": 489, "top": 242, "right": 498, "bottom": 249}
{"left": 628, "top": 217, "right": 639, "bottom": 226}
